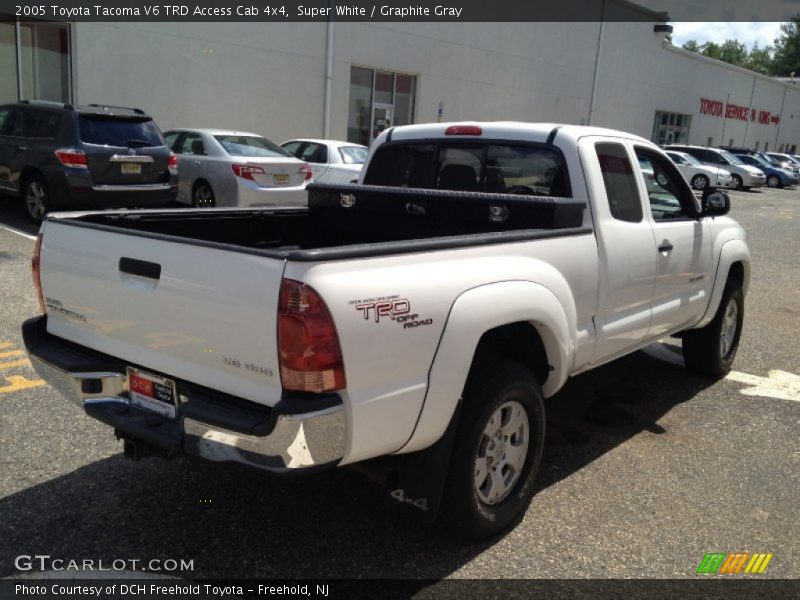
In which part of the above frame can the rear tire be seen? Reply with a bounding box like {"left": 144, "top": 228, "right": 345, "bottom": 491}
{"left": 682, "top": 280, "right": 744, "bottom": 377}
{"left": 691, "top": 174, "right": 710, "bottom": 191}
{"left": 22, "top": 174, "right": 50, "bottom": 223}
{"left": 438, "top": 360, "right": 545, "bottom": 540}
{"left": 192, "top": 181, "right": 215, "bottom": 208}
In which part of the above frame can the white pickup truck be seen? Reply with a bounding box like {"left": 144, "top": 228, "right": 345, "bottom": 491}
{"left": 24, "top": 122, "right": 750, "bottom": 539}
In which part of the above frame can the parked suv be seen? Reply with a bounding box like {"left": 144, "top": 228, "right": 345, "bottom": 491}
{"left": 664, "top": 144, "right": 766, "bottom": 190}
{"left": 0, "top": 100, "right": 177, "bottom": 222}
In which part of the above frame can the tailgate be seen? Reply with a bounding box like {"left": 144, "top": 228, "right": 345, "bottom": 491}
{"left": 38, "top": 220, "right": 286, "bottom": 407}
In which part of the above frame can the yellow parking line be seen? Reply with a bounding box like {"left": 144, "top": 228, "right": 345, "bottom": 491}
{"left": 0, "top": 358, "right": 30, "bottom": 370}
{"left": 0, "top": 349, "right": 25, "bottom": 359}
{"left": 0, "top": 375, "right": 45, "bottom": 393}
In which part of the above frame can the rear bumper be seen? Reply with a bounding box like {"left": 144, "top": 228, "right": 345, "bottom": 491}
{"left": 46, "top": 169, "right": 178, "bottom": 209}
{"left": 234, "top": 179, "right": 308, "bottom": 207}
{"left": 22, "top": 317, "right": 345, "bottom": 473}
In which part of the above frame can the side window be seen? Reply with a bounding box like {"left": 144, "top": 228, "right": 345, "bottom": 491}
{"left": 595, "top": 142, "right": 643, "bottom": 223}
{"left": 163, "top": 131, "right": 181, "bottom": 151}
{"left": 177, "top": 133, "right": 205, "bottom": 156}
{"left": 3, "top": 108, "right": 34, "bottom": 137}
{"left": 32, "top": 111, "right": 61, "bottom": 138}
{"left": 0, "top": 107, "right": 10, "bottom": 134}
{"left": 668, "top": 153, "right": 685, "bottom": 165}
{"left": 634, "top": 147, "right": 696, "bottom": 221}
{"left": 300, "top": 143, "right": 328, "bottom": 164}
{"left": 282, "top": 141, "right": 303, "bottom": 157}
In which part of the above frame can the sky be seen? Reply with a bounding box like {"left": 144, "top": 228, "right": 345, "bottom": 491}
{"left": 670, "top": 22, "right": 785, "bottom": 50}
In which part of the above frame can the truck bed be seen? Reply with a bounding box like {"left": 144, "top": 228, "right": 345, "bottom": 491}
{"left": 57, "top": 183, "right": 589, "bottom": 261}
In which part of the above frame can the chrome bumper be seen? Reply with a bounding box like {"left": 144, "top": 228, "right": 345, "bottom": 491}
{"left": 28, "top": 353, "right": 346, "bottom": 473}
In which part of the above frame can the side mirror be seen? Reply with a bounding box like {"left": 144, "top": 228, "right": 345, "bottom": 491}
{"left": 702, "top": 189, "right": 730, "bottom": 216}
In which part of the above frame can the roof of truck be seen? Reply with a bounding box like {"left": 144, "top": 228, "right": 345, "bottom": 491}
{"left": 383, "top": 121, "right": 651, "bottom": 146}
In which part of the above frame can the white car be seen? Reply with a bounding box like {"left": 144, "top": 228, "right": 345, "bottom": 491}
{"left": 665, "top": 150, "right": 735, "bottom": 190}
{"left": 281, "top": 139, "right": 368, "bottom": 184}
{"left": 163, "top": 128, "right": 312, "bottom": 207}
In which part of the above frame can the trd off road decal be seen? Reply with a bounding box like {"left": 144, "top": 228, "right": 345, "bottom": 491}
{"left": 349, "top": 294, "right": 433, "bottom": 329}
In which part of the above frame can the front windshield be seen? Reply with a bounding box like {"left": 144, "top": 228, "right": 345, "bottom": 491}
{"left": 750, "top": 156, "right": 772, "bottom": 168}
{"left": 719, "top": 150, "right": 743, "bottom": 165}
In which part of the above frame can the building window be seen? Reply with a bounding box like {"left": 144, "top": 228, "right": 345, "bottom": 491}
{"left": 0, "top": 20, "right": 71, "bottom": 104}
{"left": 347, "top": 66, "right": 417, "bottom": 146}
{"left": 651, "top": 111, "right": 691, "bottom": 145}
{"left": 20, "top": 22, "right": 71, "bottom": 102}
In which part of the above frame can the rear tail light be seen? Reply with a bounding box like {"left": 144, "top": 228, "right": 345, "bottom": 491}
{"left": 232, "top": 164, "right": 266, "bottom": 181}
{"left": 278, "top": 279, "right": 345, "bottom": 394}
{"left": 168, "top": 152, "right": 178, "bottom": 170}
{"left": 445, "top": 125, "right": 482, "bottom": 136}
{"left": 54, "top": 148, "right": 88, "bottom": 168}
{"left": 32, "top": 234, "right": 45, "bottom": 314}
{"left": 299, "top": 164, "right": 313, "bottom": 181}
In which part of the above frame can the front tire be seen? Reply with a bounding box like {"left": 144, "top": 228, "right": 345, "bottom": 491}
{"left": 766, "top": 174, "right": 781, "bottom": 188}
{"left": 691, "top": 174, "right": 710, "bottom": 191}
{"left": 22, "top": 175, "right": 50, "bottom": 223}
{"left": 731, "top": 174, "right": 744, "bottom": 190}
{"left": 682, "top": 280, "right": 744, "bottom": 377}
{"left": 438, "top": 360, "right": 545, "bottom": 540}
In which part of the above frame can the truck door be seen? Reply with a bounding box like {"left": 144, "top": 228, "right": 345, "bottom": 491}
{"left": 632, "top": 146, "right": 713, "bottom": 336}
{"left": 582, "top": 139, "right": 657, "bottom": 362}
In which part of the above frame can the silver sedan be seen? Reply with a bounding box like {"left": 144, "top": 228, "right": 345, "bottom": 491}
{"left": 163, "top": 128, "right": 312, "bottom": 207}
{"left": 281, "top": 139, "right": 368, "bottom": 185}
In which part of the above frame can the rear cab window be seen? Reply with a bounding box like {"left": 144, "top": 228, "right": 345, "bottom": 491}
{"left": 364, "top": 141, "right": 570, "bottom": 197}
{"left": 78, "top": 116, "right": 163, "bottom": 147}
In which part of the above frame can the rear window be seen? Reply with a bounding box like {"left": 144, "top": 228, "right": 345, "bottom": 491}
{"left": 215, "top": 135, "right": 292, "bottom": 158}
{"left": 364, "top": 142, "right": 569, "bottom": 196}
{"left": 78, "top": 116, "right": 163, "bottom": 147}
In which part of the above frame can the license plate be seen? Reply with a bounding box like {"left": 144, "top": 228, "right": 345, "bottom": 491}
{"left": 121, "top": 163, "right": 141, "bottom": 175}
{"left": 273, "top": 174, "right": 290, "bottom": 185}
{"left": 127, "top": 367, "right": 177, "bottom": 419}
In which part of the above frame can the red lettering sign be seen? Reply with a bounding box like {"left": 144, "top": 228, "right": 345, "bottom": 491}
{"left": 699, "top": 97, "right": 780, "bottom": 125}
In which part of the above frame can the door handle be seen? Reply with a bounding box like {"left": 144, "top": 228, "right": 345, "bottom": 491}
{"left": 119, "top": 257, "right": 161, "bottom": 280}
{"left": 658, "top": 240, "right": 674, "bottom": 253}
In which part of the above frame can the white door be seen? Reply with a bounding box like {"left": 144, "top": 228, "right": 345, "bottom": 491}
{"left": 581, "top": 139, "right": 657, "bottom": 362}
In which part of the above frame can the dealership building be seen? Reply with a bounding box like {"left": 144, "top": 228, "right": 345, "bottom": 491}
{"left": 2, "top": 3, "right": 800, "bottom": 153}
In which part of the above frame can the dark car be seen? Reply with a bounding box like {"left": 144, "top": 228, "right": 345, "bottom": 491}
{"left": 0, "top": 100, "right": 177, "bottom": 222}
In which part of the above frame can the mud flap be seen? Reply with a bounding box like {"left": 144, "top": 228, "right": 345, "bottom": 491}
{"left": 382, "top": 402, "right": 462, "bottom": 524}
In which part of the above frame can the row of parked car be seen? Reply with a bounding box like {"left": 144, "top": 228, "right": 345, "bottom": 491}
{"left": 663, "top": 144, "right": 800, "bottom": 191}
{"left": 0, "top": 100, "right": 368, "bottom": 222}
{"left": 1, "top": 99, "right": 797, "bottom": 223}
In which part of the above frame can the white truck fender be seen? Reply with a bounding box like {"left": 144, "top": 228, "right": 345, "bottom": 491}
{"left": 398, "top": 280, "right": 573, "bottom": 454}
{"left": 694, "top": 239, "right": 751, "bottom": 329}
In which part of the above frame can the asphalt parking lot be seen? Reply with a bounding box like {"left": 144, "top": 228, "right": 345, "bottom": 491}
{"left": 0, "top": 187, "right": 797, "bottom": 585}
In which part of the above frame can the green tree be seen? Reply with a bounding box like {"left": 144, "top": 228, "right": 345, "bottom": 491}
{"left": 719, "top": 40, "right": 748, "bottom": 66}
{"left": 772, "top": 16, "right": 800, "bottom": 76}
{"left": 682, "top": 39, "right": 700, "bottom": 52}
{"left": 700, "top": 42, "right": 722, "bottom": 60}
{"left": 744, "top": 43, "right": 774, "bottom": 75}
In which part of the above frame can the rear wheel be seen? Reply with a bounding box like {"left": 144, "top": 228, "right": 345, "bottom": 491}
{"left": 192, "top": 181, "right": 215, "bottom": 208}
{"left": 731, "top": 174, "right": 743, "bottom": 190}
{"left": 439, "top": 360, "right": 545, "bottom": 540}
{"left": 682, "top": 280, "right": 744, "bottom": 377}
{"left": 691, "top": 174, "right": 710, "bottom": 191}
{"left": 23, "top": 175, "right": 50, "bottom": 223}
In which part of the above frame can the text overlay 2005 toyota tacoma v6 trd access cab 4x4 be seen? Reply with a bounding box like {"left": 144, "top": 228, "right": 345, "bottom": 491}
{"left": 24, "top": 122, "right": 749, "bottom": 539}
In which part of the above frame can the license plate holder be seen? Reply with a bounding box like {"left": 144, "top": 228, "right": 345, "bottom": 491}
{"left": 127, "top": 367, "right": 177, "bottom": 420}
{"left": 121, "top": 163, "right": 142, "bottom": 175}
{"left": 273, "top": 174, "right": 290, "bottom": 185}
